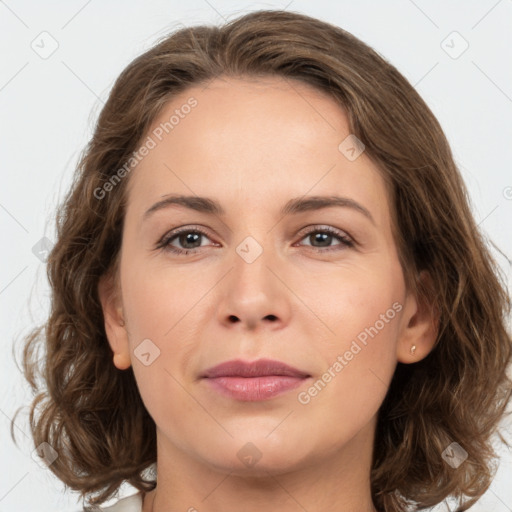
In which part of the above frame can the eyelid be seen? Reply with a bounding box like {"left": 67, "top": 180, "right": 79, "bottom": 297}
{"left": 155, "top": 223, "right": 356, "bottom": 255}
{"left": 294, "top": 224, "right": 355, "bottom": 251}
{"left": 156, "top": 225, "right": 215, "bottom": 248}
{"left": 296, "top": 224, "right": 354, "bottom": 241}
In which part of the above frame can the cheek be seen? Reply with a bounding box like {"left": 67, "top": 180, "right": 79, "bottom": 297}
{"left": 119, "top": 261, "right": 197, "bottom": 425}
{"left": 296, "top": 286, "right": 401, "bottom": 446}
{"left": 300, "top": 259, "right": 403, "bottom": 401}
{"left": 120, "top": 253, "right": 197, "bottom": 339}
{"left": 298, "top": 256, "right": 404, "bottom": 346}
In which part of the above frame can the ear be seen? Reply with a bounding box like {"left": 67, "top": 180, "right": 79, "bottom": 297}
{"left": 397, "top": 270, "right": 439, "bottom": 363}
{"left": 98, "top": 270, "right": 131, "bottom": 370}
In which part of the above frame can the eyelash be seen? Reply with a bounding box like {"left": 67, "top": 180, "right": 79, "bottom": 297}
{"left": 155, "top": 225, "right": 355, "bottom": 256}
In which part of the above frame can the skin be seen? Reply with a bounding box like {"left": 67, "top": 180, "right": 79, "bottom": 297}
{"left": 99, "top": 76, "right": 437, "bottom": 512}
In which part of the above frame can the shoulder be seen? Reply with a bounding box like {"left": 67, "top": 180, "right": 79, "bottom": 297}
{"left": 82, "top": 492, "right": 143, "bottom": 512}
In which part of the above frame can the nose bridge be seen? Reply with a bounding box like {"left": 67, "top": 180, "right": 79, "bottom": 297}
{"left": 231, "top": 233, "right": 276, "bottom": 301}
{"left": 229, "top": 205, "right": 276, "bottom": 277}
{"left": 216, "top": 231, "right": 289, "bottom": 329}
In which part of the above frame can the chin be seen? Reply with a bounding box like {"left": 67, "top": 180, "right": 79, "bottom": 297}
{"left": 196, "top": 436, "right": 312, "bottom": 477}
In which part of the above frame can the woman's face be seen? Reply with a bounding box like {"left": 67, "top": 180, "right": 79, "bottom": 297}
{"left": 102, "top": 76, "right": 425, "bottom": 476}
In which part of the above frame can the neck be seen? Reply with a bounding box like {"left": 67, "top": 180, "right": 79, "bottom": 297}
{"left": 143, "top": 418, "right": 378, "bottom": 512}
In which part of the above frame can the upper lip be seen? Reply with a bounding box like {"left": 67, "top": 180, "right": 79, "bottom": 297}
{"left": 201, "top": 358, "right": 310, "bottom": 378}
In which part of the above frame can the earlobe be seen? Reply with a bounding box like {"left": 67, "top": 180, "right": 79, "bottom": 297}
{"left": 397, "top": 270, "right": 439, "bottom": 364}
{"left": 98, "top": 272, "right": 131, "bottom": 370}
{"left": 113, "top": 351, "right": 132, "bottom": 370}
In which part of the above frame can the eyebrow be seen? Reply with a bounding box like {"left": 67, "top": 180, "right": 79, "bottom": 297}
{"left": 143, "top": 194, "right": 375, "bottom": 224}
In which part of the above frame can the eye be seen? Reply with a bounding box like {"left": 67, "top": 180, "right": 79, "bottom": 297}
{"left": 155, "top": 224, "right": 355, "bottom": 257}
{"left": 156, "top": 226, "right": 215, "bottom": 255}
{"left": 296, "top": 225, "right": 354, "bottom": 252}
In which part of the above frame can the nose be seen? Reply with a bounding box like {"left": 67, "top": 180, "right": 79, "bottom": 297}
{"left": 215, "top": 241, "right": 292, "bottom": 332}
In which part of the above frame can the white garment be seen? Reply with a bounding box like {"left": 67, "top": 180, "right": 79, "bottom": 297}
{"left": 87, "top": 492, "right": 143, "bottom": 511}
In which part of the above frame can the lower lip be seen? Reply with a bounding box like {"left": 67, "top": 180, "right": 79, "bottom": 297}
{"left": 204, "top": 376, "right": 309, "bottom": 401}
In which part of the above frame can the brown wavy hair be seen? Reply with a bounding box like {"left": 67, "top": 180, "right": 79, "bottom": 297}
{"left": 11, "top": 9, "right": 512, "bottom": 512}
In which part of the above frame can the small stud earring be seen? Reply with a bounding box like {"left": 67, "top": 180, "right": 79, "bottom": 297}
{"left": 410, "top": 344, "right": 417, "bottom": 355}
{"left": 119, "top": 318, "right": 125, "bottom": 326}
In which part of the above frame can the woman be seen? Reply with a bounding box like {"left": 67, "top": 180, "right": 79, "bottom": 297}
{"left": 12, "top": 9, "right": 512, "bottom": 512}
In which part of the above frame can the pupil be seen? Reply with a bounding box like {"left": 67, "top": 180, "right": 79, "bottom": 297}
{"left": 181, "top": 233, "right": 200, "bottom": 248}
{"left": 313, "top": 233, "right": 331, "bottom": 247}
{"left": 178, "top": 232, "right": 332, "bottom": 250}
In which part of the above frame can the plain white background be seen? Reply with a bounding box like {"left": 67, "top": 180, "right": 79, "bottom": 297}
{"left": 1, "top": 1, "right": 511, "bottom": 510}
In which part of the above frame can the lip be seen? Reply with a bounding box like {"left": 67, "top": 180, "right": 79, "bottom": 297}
{"left": 201, "top": 358, "right": 311, "bottom": 401}
{"left": 201, "top": 358, "right": 310, "bottom": 378}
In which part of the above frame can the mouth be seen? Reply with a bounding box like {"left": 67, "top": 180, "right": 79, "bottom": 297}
{"left": 200, "top": 358, "right": 311, "bottom": 401}
{"left": 201, "top": 358, "right": 310, "bottom": 378}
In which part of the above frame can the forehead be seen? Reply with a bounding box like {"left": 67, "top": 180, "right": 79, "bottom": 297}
{"left": 125, "top": 76, "right": 391, "bottom": 228}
